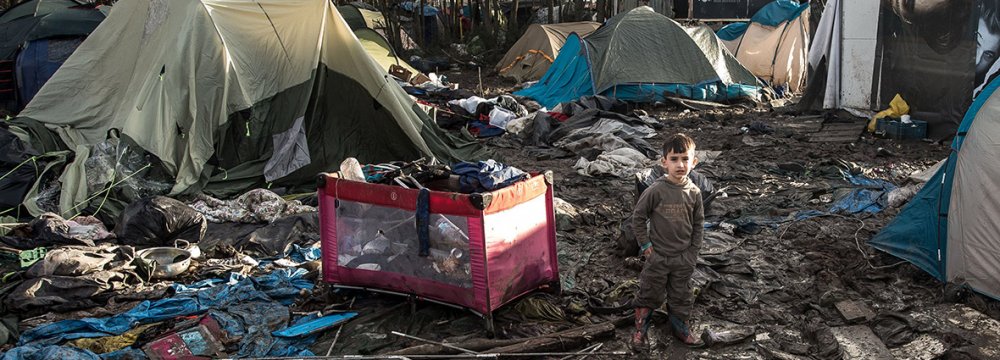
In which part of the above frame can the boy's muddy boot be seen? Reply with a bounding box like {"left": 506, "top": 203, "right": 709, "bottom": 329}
{"left": 630, "top": 307, "right": 653, "bottom": 350}
{"left": 668, "top": 314, "right": 704, "bottom": 347}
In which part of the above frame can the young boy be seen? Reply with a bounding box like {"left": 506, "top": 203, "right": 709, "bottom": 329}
{"left": 631, "top": 133, "right": 704, "bottom": 347}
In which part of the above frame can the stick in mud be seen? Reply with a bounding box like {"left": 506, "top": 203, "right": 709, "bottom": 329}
{"left": 390, "top": 331, "right": 479, "bottom": 354}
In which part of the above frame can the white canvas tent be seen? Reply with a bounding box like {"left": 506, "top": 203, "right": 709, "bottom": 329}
{"left": 871, "top": 75, "right": 1000, "bottom": 300}
{"left": 718, "top": 0, "right": 810, "bottom": 94}
{"left": 496, "top": 22, "right": 600, "bottom": 82}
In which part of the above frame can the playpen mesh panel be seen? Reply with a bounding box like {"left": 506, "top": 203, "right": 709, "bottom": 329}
{"left": 335, "top": 200, "right": 472, "bottom": 288}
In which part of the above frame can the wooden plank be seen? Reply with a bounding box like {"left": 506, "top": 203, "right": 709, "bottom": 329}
{"left": 809, "top": 120, "right": 867, "bottom": 143}
{"left": 829, "top": 325, "right": 893, "bottom": 360}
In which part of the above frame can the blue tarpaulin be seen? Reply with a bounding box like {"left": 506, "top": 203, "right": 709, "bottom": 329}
{"left": 828, "top": 171, "right": 897, "bottom": 214}
{"left": 10, "top": 268, "right": 317, "bottom": 358}
{"left": 1, "top": 344, "right": 100, "bottom": 360}
{"left": 273, "top": 312, "right": 358, "bottom": 338}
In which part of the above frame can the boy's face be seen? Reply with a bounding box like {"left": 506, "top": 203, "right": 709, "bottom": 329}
{"left": 660, "top": 149, "right": 697, "bottom": 184}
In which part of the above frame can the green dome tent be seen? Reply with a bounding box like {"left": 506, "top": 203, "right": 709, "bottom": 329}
{"left": 12, "top": 0, "right": 484, "bottom": 216}
{"left": 516, "top": 7, "right": 761, "bottom": 108}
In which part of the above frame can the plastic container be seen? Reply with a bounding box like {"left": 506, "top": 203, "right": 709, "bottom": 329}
{"left": 876, "top": 118, "right": 927, "bottom": 140}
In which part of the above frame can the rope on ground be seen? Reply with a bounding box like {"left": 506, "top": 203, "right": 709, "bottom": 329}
{"left": 777, "top": 212, "right": 908, "bottom": 270}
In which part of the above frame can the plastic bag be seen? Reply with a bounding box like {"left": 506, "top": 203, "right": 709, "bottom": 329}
{"left": 115, "top": 196, "right": 207, "bottom": 247}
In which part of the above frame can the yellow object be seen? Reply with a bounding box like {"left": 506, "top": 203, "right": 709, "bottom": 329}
{"left": 68, "top": 323, "right": 159, "bottom": 354}
{"left": 868, "top": 94, "right": 910, "bottom": 132}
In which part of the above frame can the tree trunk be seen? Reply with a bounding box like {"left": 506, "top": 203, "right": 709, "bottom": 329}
{"left": 383, "top": 319, "right": 626, "bottom": 356}
{"left": 418, "top": 0, "right": 426, "bottom": 47}
{"left": 547, "top": 0, "right": 554, "bottom": 24}
{"left": 484, "top": 321, "right": 616, "bottom": 354}
{"left": 385, "top": 338, "right": 523, "bottom": 356}
{"left": 508, "top": 0, "right": 520, "bottom": 44}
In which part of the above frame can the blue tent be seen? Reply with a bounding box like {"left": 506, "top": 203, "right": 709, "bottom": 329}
{"left": 515, "top": 7, "right": 761, "bottom": 108}
{"left": 870, "top": 76, "right": 1000, "bottom": 300}
{"left": 15, "top": 38, "right": 83, "bottom": 109}
{"left": 717, "top": 0, "right": 809, "bottom": 41}
{"left": 0, "top": 0, "right": 108, "bottom": 110}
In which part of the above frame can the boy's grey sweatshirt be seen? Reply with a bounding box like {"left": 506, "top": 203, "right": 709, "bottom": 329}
{"left": 632, "top": 176, "right": 704, "bottom": 257}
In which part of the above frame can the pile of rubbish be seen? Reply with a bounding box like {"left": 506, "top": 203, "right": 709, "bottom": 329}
{"left": 0, "top": 144, "right": 540, "bottom": 356}
{"left": 0, "top": 186, "right": 336, "bottom": 358}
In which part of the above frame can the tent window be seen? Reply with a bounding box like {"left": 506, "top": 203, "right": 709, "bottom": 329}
{"left": 263, "top": 116, "right": 310, "bottom": 182}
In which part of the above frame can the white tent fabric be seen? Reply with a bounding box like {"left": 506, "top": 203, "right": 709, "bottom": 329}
{"left": 947, "top": 89, "right": 1000, "bottom": 298}
{"left": 808, "top": 0, "right": 841, "bottom": 109}
{"left": 722, "top": 8, "right": 809, "bottom": 93}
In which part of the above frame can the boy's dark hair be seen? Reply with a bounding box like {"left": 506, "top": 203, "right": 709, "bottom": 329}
{"left": 662, "top": 133, "right": 696, "bottom": 156}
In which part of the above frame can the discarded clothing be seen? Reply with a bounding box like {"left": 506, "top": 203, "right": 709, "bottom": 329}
{"left": 494, "top": 95, "right": 528, "bottom": 118}
{"left": 488, "top": 107, "right": 517, "bottom": 129}
{"left": 541, "top": 109, "right": 660, "bottom": 159}
{"left": 574, "top": 148, "right": 652, "bottom": 178}
{"left": 546, "top": 109, "right": 659, "bottom": 144}
{"left": 467, "top": 120, "right": 505, "bottom": 138}
{"left": 242, "top": 213, "right": 319, "bottom": 258}
{"left": 66, "top": 323, "right": 159, "bottom": 354}
{"left": 5, "top": 272, "right": 134, "bottom": 313}
{"left": 0, "top": 344, "right": 101, "bottom": 360}
{"left": 116, "top": 196, "right": 207, "bottom": 247}
{"left": 504, "top": 114, "right": 533, "bottom": 135}
{"left": 451, "top": 160, "right": 528, "bottom": 193}
{"left": 0, "top": 123, "right": 43, "bottom": 212}
{"left": 188, "top": 189, "right": 315, "bottom": 224}
{"left": 16, "top": 268, "right": 313, "bottom": 347}
{"left": 26, "top": 245, "right": 135, "bottom": 278}
{"left": 557, "top": 95, "right": 629, "bottom": 116}
{"left": 5, "top": 245, "right": 140, "bottom": 313}
{"left": 448, "top": 96, "right": 490, "bottom": 114}
{"left": 1, "top": 315, "right": 17, "bottom": 345}
{"left": 0, "top": 213, "right": 114, "bottom": 250}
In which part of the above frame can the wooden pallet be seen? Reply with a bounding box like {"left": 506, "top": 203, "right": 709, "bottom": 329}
{"left": 808, "top": 120, "right": 867, "bottom": 143}
{"left": 777, "top": 115, "right": 825, "bottom": 133}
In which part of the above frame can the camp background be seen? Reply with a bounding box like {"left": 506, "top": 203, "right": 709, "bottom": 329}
{"left": 874, "top": 0, "right": 975, "bottom": 139}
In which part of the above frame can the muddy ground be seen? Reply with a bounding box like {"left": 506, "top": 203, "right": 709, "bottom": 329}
{"left": 303, "top": 72, "right": 1000, "bottom": 359}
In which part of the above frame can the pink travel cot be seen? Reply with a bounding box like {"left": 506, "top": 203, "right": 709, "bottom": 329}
{"left": 318, "top": 172, "right": 559, "bottom": 332}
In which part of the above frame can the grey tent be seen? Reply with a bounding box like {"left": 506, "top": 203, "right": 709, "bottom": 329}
{"left": 516, "top": 7, "right": 761, "bottom": 108}
{"left": 12, "top": 0, "right": 484, "bottom": 216}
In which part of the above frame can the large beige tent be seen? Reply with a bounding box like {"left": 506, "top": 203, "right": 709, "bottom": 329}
{"left": 13, "top": 0, "right": 482, "bottom": 210}
{"left": 496, "top": 22, "right": 600, "bottom": 82}
{"left": 718, "top": 1, "right": 809, "bottom": 94}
